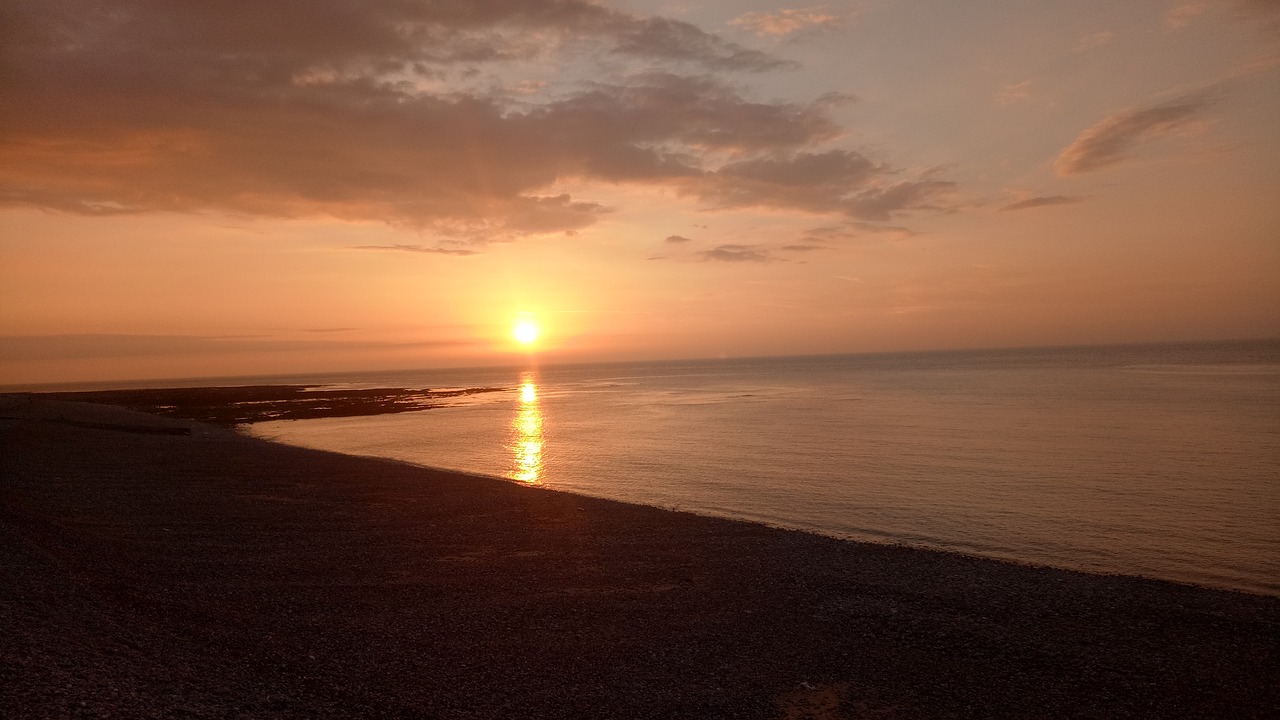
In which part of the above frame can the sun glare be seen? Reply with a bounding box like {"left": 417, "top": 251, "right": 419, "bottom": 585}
{"left": 513, "top": 320, "right": 540, "bottom": 346}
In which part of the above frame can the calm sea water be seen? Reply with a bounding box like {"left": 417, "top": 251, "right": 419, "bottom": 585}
{"left": 250, "top": 341, "right": 1280, "bottom": 595}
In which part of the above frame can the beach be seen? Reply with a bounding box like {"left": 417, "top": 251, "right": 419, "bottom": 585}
{"left": 2, "top": 395, "right": 1278, "bottom": 719}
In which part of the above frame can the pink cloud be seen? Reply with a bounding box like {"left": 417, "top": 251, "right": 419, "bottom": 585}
{"left": 0, "top": 1, "right": 948, "bottom": 240}
{"left": 1055, "top": 95, "right": 1212, "bottom": 175}
{"left": 729, "top": 8, "right": 841, "bottom": 37}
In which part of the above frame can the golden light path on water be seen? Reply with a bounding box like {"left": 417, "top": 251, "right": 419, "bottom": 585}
{"left": 510, "top": 371, "right": 543, "bottom": 483}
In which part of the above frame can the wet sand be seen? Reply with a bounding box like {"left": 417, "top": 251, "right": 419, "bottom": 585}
{"left": 2, "top": 396, "right": 1277, "bottom": 718}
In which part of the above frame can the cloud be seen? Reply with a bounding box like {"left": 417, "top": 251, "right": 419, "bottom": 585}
{"left": 1161, "top": 1, "right": 1280, "bottom": 31}
{"left": 0, "top": 1, "right": 848, "bottom": 240}
{"left": 1234, "top": 0, "right": 1280, "bottom": 36}
{"left": 1162, "top": 0, "right": 1280, "bottom": 37}
{"left": 698, "top": 244, "right": 773, "bottom": 262}
{"left": 999, "top": 195, "right": 1084, "bottom": 211}
{"left": 2, "top": 0, "right": 787, "bottom": 74}
{"left": 533, "top": 73, "right": 842, "bottom": 162}
{"left": 1239, "top": 0, "right": 1280, "bottom": 17}
{"left": 780, "top": 244, "right": 827, "bottom": 252}
{"left": 790, "top": 221, "right": 917, "bottom": 247}
{"left": 729, "top": 8, "right": 841, "bottom": 37}
{"left": 665, "top": 235, "right": 694, "bottom": 243}
{"left": 611, "top": 15, "right": 791, "bottom": 70}
{"left": 352, "top": 244, "right": 481, "bottom": 256}
{"left": 843, "top": 179, "right": 957, "bottom": 221}
{"left": 683, "top": 150, "right": 955, "bottom": 221}
{"left": 997, "top": 80, "right": 1034, "bottom": 105}
{"left": 483, "top": 194, "right": 611, "bottom": 236}
{"left": 1076, "top": 30, "right": 1116, "bottom": 51}
{"left": 1054, "top": 95, "right": 1213, "bottom": 175}
{"left": 0, "top": 2, "right": 957, "bottom": 241}
{"left": 0, "top": 333, "right": 475, "bottom": 361}
{"left": 801, "top": 224, "right": 853, "bottom": 240}
{"left": 1167, "top": 2, "right": 1209, "bottom": 28}
{"left": 847, "top": 220, "right": 919, "bottom": 236}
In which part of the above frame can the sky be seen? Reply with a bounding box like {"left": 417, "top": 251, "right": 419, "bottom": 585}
{"left": 2, "top": 0, "right": 1278, "bottom": 386}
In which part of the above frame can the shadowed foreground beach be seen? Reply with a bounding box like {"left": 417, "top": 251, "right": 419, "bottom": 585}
{"left": 2, "top": 396, "right": 1277, "bottom": 719}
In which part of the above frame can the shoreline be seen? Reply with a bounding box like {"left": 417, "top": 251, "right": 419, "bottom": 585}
{"left": 31, "top": 384, "right": 507, "bottom": 426}
{"left": 3, "top": 397, "right": 1278, "bottom": 718}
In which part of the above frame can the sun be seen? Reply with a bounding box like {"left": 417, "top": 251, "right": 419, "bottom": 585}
{"left": 512, "top": 320, "right": 540, "bottom": 346}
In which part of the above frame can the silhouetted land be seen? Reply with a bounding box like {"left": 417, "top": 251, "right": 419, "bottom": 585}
{"left": 2, "top": 395, "right": 1277, "bottom": 719}
{"left": 40, "top": 385, "right": 505, "bottom": 426}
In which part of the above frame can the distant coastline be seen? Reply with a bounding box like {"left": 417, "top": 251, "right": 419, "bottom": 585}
{"left": 28, "top": 385, "right": 506, "bottom": 426}
{"left": 5, "top": 336, "right": 1277, "bottom": 394}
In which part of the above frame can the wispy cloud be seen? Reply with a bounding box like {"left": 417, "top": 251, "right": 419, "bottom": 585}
{"left": 1164, "top": 2, "right": 1280, "bottom": 35}
{"left": 0, "top": 334, "right": 476, "bottom": 361}
{"left": 665, "top": 235, "right": 695, "bottom": 244}
{"left": 698, "top": 244, "right": 773, "bottom": 262}
{"left": 1238, "top": 0, "right": 1280, "bottom": 19}
{"left": 728, "top": 7, "right": 842, "bottom": 37}
{"left": 1234, "top": 0, "right": 1280, "bottom": 38}
{"left": 1076, "top": 30, "right": 1116, "bottom": 51}
{"left": 684, "top": 150, "right": 956, "bottom": 221}
{"left": 352, "top": 244, "right": 481, "bottom": 256}
{"left": 999, "top": 195, "right": 1084, "bottom": 211}
{"left": 0, "top": 1, "right": 959, "bottom": 244}
{"left": 1055, "top": 94, "right": 1213, "bottom": 175}
{"left": 997, "top": 80, "right": 1034, "bottom": 106}
{"left": 609, "top": 15, "right": 792, "bottom": 70}
{"left": 0, "top": 1, "right": 843, "bottom": 241}
{"left": 791, "top": 221, "right": 916, "bottom": 247}
{"left": 1167, "top": 2, "right": 1209, "bottom": 29}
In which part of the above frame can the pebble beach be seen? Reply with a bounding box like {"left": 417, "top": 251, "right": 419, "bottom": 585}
{"left": 2, "top": 395, "right": 1277, "bottom": 719}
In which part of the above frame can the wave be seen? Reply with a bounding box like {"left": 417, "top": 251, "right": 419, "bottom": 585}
{"left": 1121, "top": 363, "right": 1280, "bottom": 376}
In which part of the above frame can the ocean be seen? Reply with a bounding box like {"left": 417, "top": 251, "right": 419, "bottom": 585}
{"left": 249, "top": 340, "right": 1280, "bottom": 595}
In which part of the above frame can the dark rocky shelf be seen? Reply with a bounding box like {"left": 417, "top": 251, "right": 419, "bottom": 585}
{"left": 38, "top": 384, "right": 507, "bottom": 426}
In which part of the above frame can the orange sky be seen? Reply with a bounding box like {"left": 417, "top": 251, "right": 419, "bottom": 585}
{"left": 2, "top": 0, "right": 1278, "bottom": 386}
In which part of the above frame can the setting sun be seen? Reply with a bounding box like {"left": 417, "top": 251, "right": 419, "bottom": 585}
{"left": 4, "top": 3, "right": 1277, "bottom": 715}
{"left": 512, "top": 320, "right": 540, "bottom": 346}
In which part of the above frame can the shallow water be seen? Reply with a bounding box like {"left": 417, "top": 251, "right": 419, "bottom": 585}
{"left": 251, "top": 340, "right": 1280, "bottom": 595}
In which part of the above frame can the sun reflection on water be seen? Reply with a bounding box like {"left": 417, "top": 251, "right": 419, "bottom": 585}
{"left": 511, "top": 372, "right": 543, "bottom": 483}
